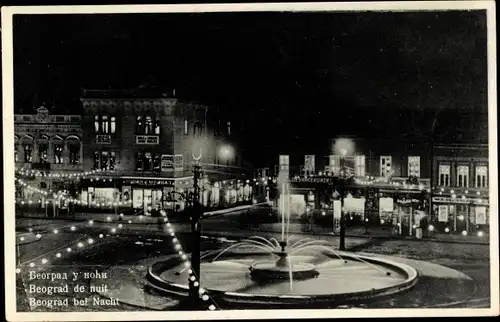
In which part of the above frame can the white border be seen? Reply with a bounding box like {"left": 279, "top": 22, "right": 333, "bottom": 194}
{"left": 2, "top": 2, "right": 498, "bottom": 320}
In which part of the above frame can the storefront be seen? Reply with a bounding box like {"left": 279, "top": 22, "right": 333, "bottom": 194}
{"left": 432, "top": 195, "right": 489, "bottom": 232}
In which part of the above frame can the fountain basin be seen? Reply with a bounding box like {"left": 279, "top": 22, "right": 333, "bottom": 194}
{"left": 146, "top": 251, "right": 419, "bottom": 307}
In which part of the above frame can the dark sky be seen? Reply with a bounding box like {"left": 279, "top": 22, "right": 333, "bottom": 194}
{"left": 12, "top": 10, "right": 489, "bottom": 163}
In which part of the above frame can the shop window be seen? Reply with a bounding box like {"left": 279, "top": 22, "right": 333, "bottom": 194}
{"left": 476, "top": 166, "right": 488, "bottom": 188}
{"left": 380, "top": 156, "right": 392, "bottom": 177}
{"left": 193, "top": 122, "right": 203, "bottom": 137}
{"left": 408, "top": 156, "right": 421, "bottom": 178}
{"left": 23, "top": 144, "right": 33, "bottom": 163}
{"left": 279, "top": 155, "right": 290, "bottom": 172}
{"left": 54, "top": 143, "right": 64, "bottom": 164}
{"left": 355, "top": 155, "right": 366, "bottom": 177}
{"left": 457, "top": 166, "right": 469, "bottom": 188}
{"left": 136, "top": 152, "right": 144, "bottom": 171}
{"left": 439, "top": 164, "right": 450, "bottom": 186}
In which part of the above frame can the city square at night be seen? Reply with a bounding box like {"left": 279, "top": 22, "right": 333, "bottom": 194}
{"left": 2, "top": 2, "right": 498, "bottom": 320}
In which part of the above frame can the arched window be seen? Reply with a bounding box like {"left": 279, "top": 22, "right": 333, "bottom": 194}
{"left": 38, "top": 135, "right": 50, "bottom": 163}
{"left": 145, "top": 116, "right": 153, "bottom": 134}
{"left": 193, "top": 122, "right": 203, "bottom": 137}
{"left": 21, "top": 135, "right": 34, "bottom": 163}
{"left": 52, "top": 136, "right": 64, "bottom": 164}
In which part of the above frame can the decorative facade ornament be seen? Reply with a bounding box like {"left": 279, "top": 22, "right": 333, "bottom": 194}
{"left": 36, "top": 106, "right": 50, "bottom": 123}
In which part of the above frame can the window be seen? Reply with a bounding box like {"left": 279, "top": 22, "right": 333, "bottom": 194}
{"left": 145, "top": 116, "right": 153, "bottom": 134}
{"left": 39, "top": 143, "right": 49, "bottom": 163}
{"left": 184, "top": 118, "right": 188, "bottom": 135}
{"left": 408, "top": 156, "right": 421, "bottom": 177}
{"left": 54, "top": 143, "right": 64, "bottom": 164}
{"left": 476, "top": 166, "right": 488, "bottom": 188}
{"left": 279, "top": 155, "right": 289, "bottom": 171}
{"left": 380, "top": 156, "right": 392, "bottom": 177}
{"left": 136, "top": 116, "right": 144, "bottom": 134}
{"left": 136, "top": 152, "right": 144, "bottom": 171}
{"left": 101, "top": 151, "right": 109, "bottom": 170}
{"left": 227, "top": 121, "right": 231, "bottom": 137}
{"left": 14, "top": 143, "right": 18, "bottom": 162}
{"left": 94, "top": 115, "right": 115, "bottom": 134}
{"left": 144, "top": 152, "right": 153, "bottom": 171}
{"left": 457, "top": 166, "right": 469, "bottom": 187}
{"left": 69, "top": 143, "right": 80, "bottom": 165}
{"left": 93, "top": 151, "right": 100, "bottom": 170}
{"left": 110, "top": 117, "right": 116, "bottom": 134}
{"left": 355, "top": 155, "right": 366, "bottom": 177}
{"left": 193, "top": 122, "right": 203, "bottom": 137}
{"left": 154, "top": 118, "right": 161, "bottom": 135}
{"left": 23, "top": 144, "right": 32, "bottom": 163}
{"left": 439, "top": 164, "right": 451, "bottom": 186}
{"left": 153, "top": 154, "right": 161, "bottom": 171}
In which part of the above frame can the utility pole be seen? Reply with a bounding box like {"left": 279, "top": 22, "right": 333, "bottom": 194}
{"left": 188, "top": 154, "right": 202, "bottom": 309}
{"left": 339, "top": 156, "right": 346, "bottom": 251}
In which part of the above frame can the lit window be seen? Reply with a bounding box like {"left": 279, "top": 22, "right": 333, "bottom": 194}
{"left": 457, "top": 166, "right": 469, "bottom": 187}
{"left": 380, "top": 156, "right": 392, "bottom": 177}
{"left": 110, "top": 117, "right": 116, "bottom": 134}
{"left": 101, "top": 151, "right": 109, "bottom": 170}
{"left": 136, "top": 152, "right": 144, "bottom": 171}
{"left": 14, "top": 143, "right": 18, "bottom": 162}
{"left": 154, "top": 118, "right": 160, "bottom": 135}
{"left": 102, "top": 116, "right": 109, "bottom": 134}
{"left": 279, "top": 155, "right": 289, "bottom": 172}
{"left": 23, "top": 144, "right": 32, "bottom": 163}
{"left": 329, "top": 155, "right": 340, "bottom": 174}
{"left": 145, "top": 116, "right": 153, "bottom": 134}
{"left": 144, "top": 152, "right": 153, "bottom": 171}
{"left": 153, "top": 154, "right": 161, "bottom": 171}
{"left": 39, "top": 143, "right": 49, "bottom": 163}
{"left": 94, "top": 116, "right": 100, "bottom": 133}
{"left": 184, "top": 118, "right": 188, "bottom": 135}
{"left": 93, "top": 151, "right": 100, "bottom": 170}
{"left": 54, "top": 143, "right": 64, "bottom": 164}
{"left": 439, "top": 164, "right": 450, "bottom": 187}
{"left": 109, "top": 151, "right": 116, "bottom": 170}
{"left": 476, "top": 166, "right": 488, "bottom": 188}
{"left": 136, "top": 116, "right": 143, "bottom": 134}
{"left": 227, "top": 121, "right": 231, "bottom": 137}
{"left": 408, "top": 156, "right": 421, "bottom": 177}
{"left": 355, "top": 155, "right": 366, "bottom": 177}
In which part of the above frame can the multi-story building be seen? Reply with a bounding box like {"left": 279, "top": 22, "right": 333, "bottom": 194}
{"left": 431, "top": 143, "right": 490, "bottom": 232}
{"left": 14, "top": 105, "right": 84, "bottom": 202}
{"left": 79, "top": 89, "right": 249, "bottom": 211}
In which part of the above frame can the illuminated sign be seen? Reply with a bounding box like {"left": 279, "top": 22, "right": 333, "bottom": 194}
{"left": 136, "top": 135, "right": 159, "bottom": 145}
{"left": 96, "top": 135, "right": 111, "bottom": 144}
{"left": 432, "top": 196, "right": 488, "bottom": 205}
{"left": 290, "top": 177, "right": 335, "bottom": 184}
{"left": 122, "top": 179, "right": 174, "bottom": 187}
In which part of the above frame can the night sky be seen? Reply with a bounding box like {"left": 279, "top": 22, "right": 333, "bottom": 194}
{"left": 12, "top": 10, "right": 489, "bottom": 164}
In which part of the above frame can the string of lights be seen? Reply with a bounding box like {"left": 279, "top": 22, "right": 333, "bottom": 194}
{"left": 16, "top": 168, "right": 102, "bottom": 179}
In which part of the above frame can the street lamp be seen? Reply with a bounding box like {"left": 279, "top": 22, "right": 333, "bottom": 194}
{"left": 339, "top": 148, "right": 347, "bottom": 251}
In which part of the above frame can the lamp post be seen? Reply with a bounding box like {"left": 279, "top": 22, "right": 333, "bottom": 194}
{"left": 188, "top": 148, "right": 203, "bottom": 309}
{"left": 339, "top": 149, "right": 347, "bottom": 251}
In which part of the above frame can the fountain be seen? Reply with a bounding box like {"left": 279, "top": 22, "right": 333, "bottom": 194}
{"left": 145, "top": 176, "right": 420, "bottom": 308}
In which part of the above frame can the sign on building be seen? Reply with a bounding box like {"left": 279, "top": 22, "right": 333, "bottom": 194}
{"left": 438, "top": 205, "right": 449, "bottom": 222}
{"left": 136, "top": 135, "right": 159, "bottom": 145}
{"left": 96, "top": 134, "right": 111, "bottom": 144}
{"left": 161, "top": 155, "right": 174, "bottom": 171}
{"left": 173, "top": 155, "right": 184, "bottom": 171}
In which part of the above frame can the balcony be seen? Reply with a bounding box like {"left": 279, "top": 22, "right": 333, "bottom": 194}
{"left": 135, "top": 135, "right": 159, "bottom": 145}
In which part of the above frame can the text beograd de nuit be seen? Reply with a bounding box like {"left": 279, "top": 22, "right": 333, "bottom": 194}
{"left": 26, "top": 270, "right": 120, "bottom": 308}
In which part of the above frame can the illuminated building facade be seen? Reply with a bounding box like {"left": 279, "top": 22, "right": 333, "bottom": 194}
{"left": 14, "top": 106, "right": 84, "bottom": 203}
{"left": 79, "top": 89, "right": 248, "bottom": 211}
